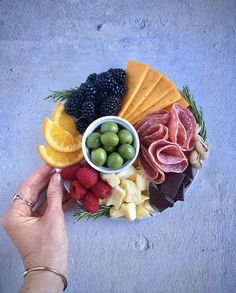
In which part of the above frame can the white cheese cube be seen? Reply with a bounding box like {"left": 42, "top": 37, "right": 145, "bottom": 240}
{"left": 110, "top": 207, "right": 125, "bottom": 218}
{"left": 121, "top": 203, "right": 136, "bottom": 221}
{"left": 101, "top": 173, "right": 120, "bottom": 187}
{"left": 121, "top": 179, "right": 142, "bottom": 203}
{"left": 135, "top": 174, "right": 148, "bottom": 192}
{"left": 136, "top": 205, "right": 150, "bottom": 219}
{"left": 105, "top": 185, "right": 126, "bottom": 209}
{"left": 117, "top": 166, "right": 135, "bottom": 179}
{"left": 142, "top": 200, "right": 155, "bottom": 213}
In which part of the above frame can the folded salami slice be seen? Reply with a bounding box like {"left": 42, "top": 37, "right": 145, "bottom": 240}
{"left": 148, "top": 140, "right": 188, "bottom": 173}
{"left": 142, "top": 124, "right": 168, "bottom": 146}
{"left": 169, "top": 103, "right": 196, "bottom": 151}
{"left": 139, "top": 145, "right": 165, "bottom": 184}
{"left": 135, "top": 110, "right": 170, "bottom": 133}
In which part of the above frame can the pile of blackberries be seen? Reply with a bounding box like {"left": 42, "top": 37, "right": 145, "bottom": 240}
{"left": 65, "top": 68, "right": 127, "bottom": 133}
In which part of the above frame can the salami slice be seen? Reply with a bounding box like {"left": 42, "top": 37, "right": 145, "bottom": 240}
{"left": 148, "top": 140, "right": 188, "bottom": 173}
{"left": 169, "top": 103, "right": 196, "bottom": 151}
{"left": 135, "top": 110, "right": 170, "bottom": 132}
{"left": 142, "top": 124, "right": 169, "bottom": 146}
{"left": 139, "top": 145, "right": 165, "bottom": 184}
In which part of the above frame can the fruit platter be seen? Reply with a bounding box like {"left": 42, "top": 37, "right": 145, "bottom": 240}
{"left": 37, "top": 60, "right": 209, "bottom": 221}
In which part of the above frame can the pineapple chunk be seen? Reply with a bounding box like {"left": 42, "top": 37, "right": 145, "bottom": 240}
{"left": 105, "top": 185, "right": 126, "bottom": 209}
{"left": 101, "top": 173, "right": 120, "bottom": 187}
{"left": 121, "top": 179, "right": 142, "bottom": 203}
{"left": 136, "top": 205, "right": 150, "bottom": 219}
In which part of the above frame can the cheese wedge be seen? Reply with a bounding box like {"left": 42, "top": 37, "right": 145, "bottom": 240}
{"left": 127, "top": 76, "right": 175, "bottom": 121}
{"left": 129, "top": 88, "right": 182, "bottom": 125}
{"left": 122, "top": 67, "right": 162, "bottom": 119}
{"left": 119, "top": 60, "right": 149, "bottom": 117}
{"left": 165, "top": 96, "right": 189, "bottom": 111}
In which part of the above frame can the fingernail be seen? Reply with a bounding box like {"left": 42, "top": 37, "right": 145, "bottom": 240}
{"left": 53, "top": 173, "right": 61, "bottom": 186}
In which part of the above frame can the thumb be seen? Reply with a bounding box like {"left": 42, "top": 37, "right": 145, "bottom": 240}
{"left": 46, "top": 173, "right": 64, "bottom": 214}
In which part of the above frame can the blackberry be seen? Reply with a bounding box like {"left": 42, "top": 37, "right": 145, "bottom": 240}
{"left": 81, "top": 100, "right": 96, "bottom": 120}
{"left": 96, "top": 90, "right": 109, "bottom": 103}
{"left": 108, "top": 68, "right": 126, "bottom": 83}
{"left": 95, "top": 72, "right": 117, "bottom": 91}
{"left": 111, "top": 84, "right": 127, "bottom": 99}
{"left": 80, "top": 82, "right": 97, "bottom": 100}
{"left": 86, "top": 73, "right": 97, "bottom": 83}
{"left": 76, "top": 117, "right": 90, "bottom": 134}
{"left": 64, "top": 90, "right": 83, "bottom": 118}
{"left": 100, "top": 96, "right": 121, "bottom": 116}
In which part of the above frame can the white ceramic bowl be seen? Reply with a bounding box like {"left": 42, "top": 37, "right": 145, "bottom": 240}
{"left": 82, "top": 116, "right": 140, "bottom": 174}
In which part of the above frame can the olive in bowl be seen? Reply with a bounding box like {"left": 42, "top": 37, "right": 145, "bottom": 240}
{"left": 82, "top": 116, "right": 140, "bottom": 174}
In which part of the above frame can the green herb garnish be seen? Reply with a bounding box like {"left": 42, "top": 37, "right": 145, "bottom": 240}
{"left": 73, "top": 203, "right": 111, "bottom": 221}
{"left": 181, "top": 85, "right": 207, "bottom": 140}
{"left": 45, "top": 87, "right": 78, "bottom": 102}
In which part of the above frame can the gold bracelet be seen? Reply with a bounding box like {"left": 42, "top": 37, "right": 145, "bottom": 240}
{"left": 23, "top": 266, "right": 67, "bottom": 291}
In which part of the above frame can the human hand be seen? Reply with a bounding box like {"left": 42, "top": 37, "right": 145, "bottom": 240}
{"left": 1, "top": 165, "right": 72, "bottom": 292}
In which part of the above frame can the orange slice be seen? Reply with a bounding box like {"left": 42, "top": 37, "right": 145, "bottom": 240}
{"left": 52, "top": 102, "right": 80, "bottom": 138}
{"left": 43, "top": 117, "right": 81, "bottom": 152}
{"left": 37, "top": 145, "right": 83, "bottom": 169}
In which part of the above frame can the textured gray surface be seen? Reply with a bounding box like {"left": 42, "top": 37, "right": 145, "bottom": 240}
{"left": 0, "top": 0, "right": 236, "bottom": 292}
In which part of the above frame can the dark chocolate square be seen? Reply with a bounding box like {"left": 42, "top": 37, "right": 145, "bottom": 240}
{"left": 175, "top": 184, "right": 184, "bottom": 201}
{"left": 159, "top": 172, "right": 185, "bottom": 199}
{"left": 149, "top": 183, "right": 174, "bottom": 212}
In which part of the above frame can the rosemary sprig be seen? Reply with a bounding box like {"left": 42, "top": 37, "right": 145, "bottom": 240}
{"left": 45, "top": 87, "right": 79, "bottom": 102}
{"left": 73, "top": 203, "right": 111, "bottom": 221}
{"left": 181, "top": 85, "right": 207, "bottom": 140}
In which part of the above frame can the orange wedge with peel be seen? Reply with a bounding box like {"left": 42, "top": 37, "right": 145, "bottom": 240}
{"left": 43, "top": 117, "right": 81, "bottom": 152}
{"left": 37, "top": 145, "right": 83, "bottom": 169}
{"left": 52, "top": 102, "right": 81, "bottom": 138}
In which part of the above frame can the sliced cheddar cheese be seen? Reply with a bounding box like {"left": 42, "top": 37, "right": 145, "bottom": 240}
{"left": 126, "top": 76, "right": 175, "bottom": 121}
{"left": 122, "top": 67, "right": 162, "bottom": 119}
{"left": 129, "top": 88, "right": 182, "bottom": 125}
{"left": 165, "top": 96, "right": 189, "bottom": 111}
{"left": 119, "top": 60, "right": 149, "bottom": 117}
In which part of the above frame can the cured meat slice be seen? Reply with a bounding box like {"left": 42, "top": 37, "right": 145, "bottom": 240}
{"left": 169, "top": 104, "right": 196, "bottom": 151}
{"left": 148, "top": 140, "right": 188, "bottom": 173}
{"left": 142, "top": 124, "right": 168, "bottom": 146}
{"left": 135, "top": 110, "right": 170, "bottom": 131}
{"left": 139, "top": 145, "right": 165, "bottom": 184}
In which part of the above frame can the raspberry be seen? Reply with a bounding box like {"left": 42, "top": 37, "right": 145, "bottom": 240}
{"left": 61, "top": 163, "right": 83, "bottom": 181}
{"left": 76, "top": 166, "right": 98, "bottom": 188}
{"left": 83, "top": 192, "right": 99, "bottom": 212}
{"left": 70, "top": 181, "right": 87, "bottom": 201}
{"left": 91, "top": 180, "right": 111, "bottom": 199}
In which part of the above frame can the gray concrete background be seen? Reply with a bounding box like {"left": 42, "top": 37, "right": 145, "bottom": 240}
{"left": 0, "top": 0, "right": 235, "bottom": 292}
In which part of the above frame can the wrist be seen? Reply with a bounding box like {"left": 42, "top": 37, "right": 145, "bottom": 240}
{"left": 20, "top": 270, "right": 65, "bottom": 293}
{"left": 23, "top": 248, "right": 68, "bottom": 276}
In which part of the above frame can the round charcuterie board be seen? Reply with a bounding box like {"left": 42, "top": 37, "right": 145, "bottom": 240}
{"left": 38, "top": 61, "right": 208, "bottom": 222}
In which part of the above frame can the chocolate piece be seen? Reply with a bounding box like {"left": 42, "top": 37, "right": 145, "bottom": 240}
{"left": 182, "top": 165, "right": 193, "bottom": 188}
{"left": 184, "top": 164, "right": 193, "bottom": 180}
{"left": 175, "top": 184, "right": 184, "bottom": 201}
{"left": 158, "top": 172, "right": 185, "bottom": 199}
{"left": 149, "top": 182, "right": 174, "bottom": 212}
